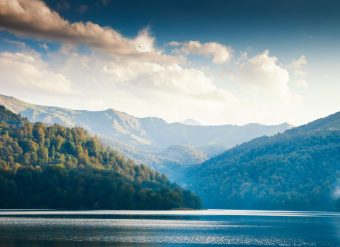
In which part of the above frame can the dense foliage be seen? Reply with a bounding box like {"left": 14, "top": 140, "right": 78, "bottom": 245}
{"left": 0, "top": 106, "right": 201, "bottom": 209}
{"left": 186, "top": 112, "right": 340, "bottom": 211}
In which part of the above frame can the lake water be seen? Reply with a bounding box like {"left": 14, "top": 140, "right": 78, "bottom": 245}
{"left": 0, "top": 210, "right": 339, "bottom": 246}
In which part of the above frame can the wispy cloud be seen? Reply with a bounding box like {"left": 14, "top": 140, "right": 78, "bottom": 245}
{"left": 77, "top": 4, "right": 88, "bottom": 14}
{"left": 170, "top": 40, "right": 232, "bottom": 64}
{"left": 4, "top": 38, "right": 26, "bottom": 49}
{"left": 56, "top": 0, "right": 70, "bottom": 12}
{"left": 291, "top": 55, "right": 307, "bottom": 72}
{"left": 290, "top": 55, "right": 308, "bottom": 87}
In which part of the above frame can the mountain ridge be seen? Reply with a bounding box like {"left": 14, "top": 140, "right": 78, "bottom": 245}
{"left": 184, "top": 110, "right": 340, "bottom": 211}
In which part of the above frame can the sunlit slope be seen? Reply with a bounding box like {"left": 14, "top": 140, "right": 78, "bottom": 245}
{"left": 0, "top": 106, "right": 201, "bottom": 209}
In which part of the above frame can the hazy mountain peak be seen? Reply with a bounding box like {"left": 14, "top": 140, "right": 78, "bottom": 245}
{"left": 0, "top": 94, "right": 32, "bottom": 112}
{"left": 142, "top": 116, "right": 167, "bottom": 123}
{"left": 242, "top": 122, "right": 292, "bottom": 128}
{"left": 181, "top": 119, "right": 201, "bottom": 126}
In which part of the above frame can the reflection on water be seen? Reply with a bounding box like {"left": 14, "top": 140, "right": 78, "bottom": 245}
{"left": 0, "top": 210, "right": 339, "bottom": 246}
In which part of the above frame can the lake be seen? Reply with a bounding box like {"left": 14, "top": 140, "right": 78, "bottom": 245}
{"left": 0, "top": 210, "right": 339, "bottom": 246}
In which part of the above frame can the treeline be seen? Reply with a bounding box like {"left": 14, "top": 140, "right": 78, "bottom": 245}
{"left": 0, "top": 106, "right": 201, "bottom": 209}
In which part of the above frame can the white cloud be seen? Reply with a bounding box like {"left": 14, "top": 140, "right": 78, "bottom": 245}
{"left": 134, "top": 28, "right": 156, "bottom": 53}
{"left": 221, "top": 50, "right": 304, "bottom": 124}
{"left": 234, "top": 50, "right": 291, "bottom": 97}
{"left": 170, "top": 40, "right": 232, "bottom": 64}
{"left": 291, "top": 55, "right": 307, "bottom": 71}
{"left": 0, "top": 47, "right": 239, "bottom": 124}
{"left": 0, "top": 44, "right": 306, "bottom": 125}
{"left": 0, "top": 51, "right": 72, "bottom": 95}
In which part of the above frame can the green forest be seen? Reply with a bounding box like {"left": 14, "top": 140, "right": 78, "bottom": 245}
{"left": 186, "top": 112, "right": 340, "bottom": 211}
{"left": 0, "top": 106, "right": 201, "bottom": 209}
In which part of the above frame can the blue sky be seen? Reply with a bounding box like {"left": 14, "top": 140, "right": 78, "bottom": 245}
{"left": 0, "top": 0, "right": 339, "bottom": 125}
{"left": 46, "top": 0, "right": 340, "bottom": 54}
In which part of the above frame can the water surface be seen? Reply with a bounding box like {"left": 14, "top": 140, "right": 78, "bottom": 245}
{"left": 0, "top": 210, "right": 339, "bottom": 246}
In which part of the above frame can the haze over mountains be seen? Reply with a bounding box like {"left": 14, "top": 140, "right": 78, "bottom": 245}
{"left": 1, "top": 94, "right": 340, "bottom": 211}
{"left": 0, "top": 94, "right": 292, "bottom": 174}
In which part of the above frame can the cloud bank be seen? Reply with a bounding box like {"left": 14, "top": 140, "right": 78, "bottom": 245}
{"left": 0, "top": 0, "right": 306, "bottom": 125}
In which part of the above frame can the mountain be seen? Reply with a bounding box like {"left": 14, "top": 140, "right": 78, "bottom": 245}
{"left": 181, "top": 119, "right": 201, "bottom": 126}
{"left": 185, "top": 112, "right": 340, "bottom": 211}
{"left": 0, "top": 106, "right": 201, "bottom": 210}
{"left": 161, "top": 145, "right": 207, "bottom": 164}
{"left": 0, "top": 94, "right": 292, "bottom": 170}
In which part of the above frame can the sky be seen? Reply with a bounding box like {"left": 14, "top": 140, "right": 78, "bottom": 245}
{"left": 0, "top": 0, "right": 339, "bottom": 126}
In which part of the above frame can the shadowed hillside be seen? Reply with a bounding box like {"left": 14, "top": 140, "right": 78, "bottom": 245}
{"left": 185, "top": 112, "right": 340, "bottom": 211}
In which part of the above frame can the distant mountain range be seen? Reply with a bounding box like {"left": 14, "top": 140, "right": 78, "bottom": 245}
{"left": 0, "top": 94, "right": 292, "bottom": 177}
{"left": 185, "top": 111, "right": 340, "bottom": 211}
{"left": 1, "top": 94, "right": 339, "bottom": 211}
{"left": 181, "top": 119, "right": 201, "bottom": 126}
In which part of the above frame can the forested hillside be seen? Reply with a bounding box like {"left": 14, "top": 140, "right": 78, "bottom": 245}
{"left": 186, "top": 112, "right": 340, "bottom": 211}
{"left": 0, "top": 106, "right": 201, "bottom": 209}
